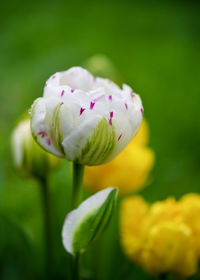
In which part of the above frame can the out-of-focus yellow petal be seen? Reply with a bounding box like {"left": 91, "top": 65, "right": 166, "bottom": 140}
{"left": 120, "top": 195, "right": 199, "bottom": 278}
{"left": 120, "top": 196, "right": 148, "bottom": 262}
{"left": 84, "top": 119, "right": 155, "bottom": 195}
{"left": 146, "top": 198, "right": 182, "bottom": 227}
{"left": 132, "top": 119, "right": 149, "bottom": 146}
{"left": 179, "top": 194, "right": 200, "bottom": 256}
{"left": 140, "top": 223, "right": 197, "bottom": 278}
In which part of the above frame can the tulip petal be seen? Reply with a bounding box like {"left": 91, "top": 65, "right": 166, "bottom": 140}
{"left": 31, "top": 98, "right": 64, "bottom": 157}
{"left": 61, "top": 67, "right": 94, "bottom": 92}
{"left": 62, "top": 187, "right": 118, "bottom": 255}
{"left": 63, "top": 117, "right": 116, "bottom": 165}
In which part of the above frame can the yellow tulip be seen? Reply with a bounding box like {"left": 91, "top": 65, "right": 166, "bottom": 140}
{"left": 120, "top": 196, "right": 148, "bottom": 262}
{"left": 120, "top": 195, "right": 199, "bottom": 278}
{"left": 180, "top": 193, "right": 200, "bottom": 256}
{"left": 140, "top": 222, "right": 196, "bottom": 278}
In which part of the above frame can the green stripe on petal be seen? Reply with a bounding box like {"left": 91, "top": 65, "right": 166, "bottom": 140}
{"left": 62, "top": 187, "right": 118, "bottom": 255}
{"left": 76, "top": 118, "right": 116, "bottom": 166}
{"left": 51, "top": 103, "right": 65, "bottom": 155}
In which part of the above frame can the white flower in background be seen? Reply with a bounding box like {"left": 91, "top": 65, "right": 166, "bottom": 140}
{"left": 11, "top": 118, "right": 60, "bottom": 179}
{"left": 62, "top": 187, "right": 118, "bottom": 255}
{"left": 30, "top": 67, "right": 143, "bottom": 166}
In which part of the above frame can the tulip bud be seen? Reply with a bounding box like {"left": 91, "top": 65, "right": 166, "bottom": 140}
{"left": 83, "top": 54, "right": 122, "bottom": 84}
{"left": 30, "top": 67, "right": 143, "bottom": 166}
{"left": 62, "top": 187, "right": 118, "bottom": 255}
{"left": 11, "top": 118, "right": 60, "bottom": 180}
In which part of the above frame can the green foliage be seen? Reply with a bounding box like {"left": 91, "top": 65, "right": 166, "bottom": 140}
{"left": 0, "top": 0, "right": 200, "bottom": 279}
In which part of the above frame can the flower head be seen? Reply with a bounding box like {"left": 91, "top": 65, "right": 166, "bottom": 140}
{"left": 120, "top": 195, "right": 199, "bottom": 278}
{"left": 84, "top": 119, "right": 155, "bottom": 194}
{"left": 11, "top": 118, "right": 60, "bottom": 180}
{"left": 30, "top": 67, "right": 143, "bottom": 166}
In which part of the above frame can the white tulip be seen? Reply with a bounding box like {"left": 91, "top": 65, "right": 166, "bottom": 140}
{"left": 30, "top": 67, "right": 143, "bottom": 165}
{"left": 62, "top": 187, "right": 118, "bottom": 255}
{"left": 11, "top": 118, "right": 60, "bottom": 179}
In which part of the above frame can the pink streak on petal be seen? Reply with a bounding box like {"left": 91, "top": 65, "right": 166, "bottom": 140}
{"left": 118, "top": 134, "right": 122, "bottom": 141}
{"left": 130, "top": 92, "right": 135, "bottom": 98}
{"left": 38, "top": 131, "right": 47, "bottom": 138}
{"left": 125, "top": 103, "right": 128, "bottom": 110}
{"left": 141, "top": 108, "right": 144, "bottom": 114}
{"left": 80, "top": 107, "right": 86, "bottom": 115}
{"left": 71, "top": 89, "right": 75, "bottom": 93}
{"left": 93, "top": 77, "right": 96, "bottom": 82}
{"left": 52, "top": 75, "right": 56, "bottom": 80}
{"left": 61, "top": 90, "right": 65, "bottom": 97}
{"left": 90, "top": 102, "right": 95, "bottom": 110}
{"left": 47, "top": 139, "right": 51, "bottom": 145}
{"left": 108, "top": 95, "right": 112, "bottom": 101}
{"left": 109, "top": 112, "right": 113, "bottom": 126}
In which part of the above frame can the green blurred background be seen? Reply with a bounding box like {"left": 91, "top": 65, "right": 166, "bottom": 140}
{"left": 0, "top": 0, "right": 200, "bottom": 279}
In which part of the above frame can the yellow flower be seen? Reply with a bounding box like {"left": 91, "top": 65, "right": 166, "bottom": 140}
{"left": 146, "top": 198, "right": 182, "bottom": 228}
{"left": 84, "top": 119, "right": 155, "bottom": 195}
{"left": 180, "top": 193, "right": 200, "bottom": 257}
{"left": 120, "top": 196, "right": 148, "bottom": 263}
{"left": 120, "top": 195, "right": 199, "bottom": 278}
{"left": 141, "top": 222, "right": 196, "bottom": 278}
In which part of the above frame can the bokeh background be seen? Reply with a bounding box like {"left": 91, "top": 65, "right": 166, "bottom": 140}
{"left": 0, "top": 0, "right": 200, "bottom": 279}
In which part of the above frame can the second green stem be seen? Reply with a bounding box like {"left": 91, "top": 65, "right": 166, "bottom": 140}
{"left": 40, "top": 177, "right": 53, "bottom": 280}
{"left": 72, "top": 163, "right": 84, "bottom": 209}
{"left": 71, "top": 163, "right": 84, "bottom": 280}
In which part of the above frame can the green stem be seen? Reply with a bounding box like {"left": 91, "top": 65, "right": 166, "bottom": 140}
{"left": 72, "top": 163, "right": 84, "bottom": 209}
{"left": 159, "top": 273, "right": 167, "bottom": 280}
{"left": 40, "top": 177, "right": 53, "bottom": 280}
{"left": 71, "top": 163, "right": 84, "bottom": 280}
{"left": 72, "top": 253, "right": 80, "bottom": 280}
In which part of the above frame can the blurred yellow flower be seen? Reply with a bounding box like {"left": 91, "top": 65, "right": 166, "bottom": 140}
{"left": 84, "top": 119, "right": 155, "bottom": 195}
{"left": 120, "top": 194, "right": 200, "bottom": 278}
{"left": 120, "top": 196, "right": 148, "bottom": 262}
{"left": 179, "top": 193, "right": 200, "bottom": 257}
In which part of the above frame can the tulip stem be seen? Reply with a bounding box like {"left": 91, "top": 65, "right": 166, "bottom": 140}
{"left": 40, "top": 177, "right": 53, "bottom": 280}
{"left": 159, "top": 273, "right": 167, "bottom": 280}
{"left": 72, "top": 163, "right": 84, "bottom": 209}
{"left": 71, "top": 163, "right": 84, "bottom": 279}
{"left": 72, "top": 253, "right": 80, "bottom": 280}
